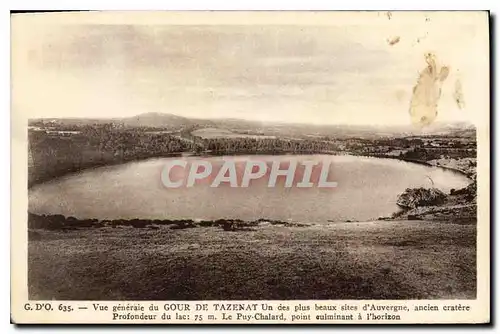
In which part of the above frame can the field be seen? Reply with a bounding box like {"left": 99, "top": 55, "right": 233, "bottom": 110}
{"left": 191, "top": 127, "right": 276, "bottom": 139}
{"left": 28, "top": 221, "right": 476, "bottom": 300}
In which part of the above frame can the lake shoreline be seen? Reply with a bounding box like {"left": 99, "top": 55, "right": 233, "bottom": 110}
{"left": 27, "top": 206, "right": 476, "bottom": 233}
{"left": 361, "top": 155, "right": 474, "bottom": 180}
{"left": 26, "top": 212, "right": 361, "bottom": 231}
{"left": 28, "top": 153, "right": 473, "bottom": 224}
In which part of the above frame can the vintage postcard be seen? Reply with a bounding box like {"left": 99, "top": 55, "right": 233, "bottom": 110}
{"left": 11, "top": 11, "right": 490, "bottom": 324}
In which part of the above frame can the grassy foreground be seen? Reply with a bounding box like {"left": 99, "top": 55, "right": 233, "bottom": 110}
{"left": 28, "top": 221, "right": 476, "bottom": 300}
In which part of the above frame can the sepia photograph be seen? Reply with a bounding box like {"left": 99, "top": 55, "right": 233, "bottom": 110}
{"left": 10, "top": 10, "right": 490, "bottom": 324}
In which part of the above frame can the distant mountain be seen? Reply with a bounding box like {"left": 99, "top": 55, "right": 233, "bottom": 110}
{"left": 120, "top": 112, "right": 198, "bottom": 128}
{"left": 30, "top": 112, "right": 208, "bottom": 129}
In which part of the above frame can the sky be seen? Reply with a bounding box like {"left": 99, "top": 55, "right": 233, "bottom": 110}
{"left": 11, "top": 12, "right": 489, "bottom": 126}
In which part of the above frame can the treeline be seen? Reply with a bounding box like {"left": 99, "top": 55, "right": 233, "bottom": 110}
{"left": 28, "top": 124, "right": 342, "bottom": 185}
{"left": 202, "top": 137, "right": 340, "bottom": 154}
{"left": 29, "top": 125, "right": 195, "bottom": 186}
{"left": 398, "top": 147, "right": 476, "bottom": 161}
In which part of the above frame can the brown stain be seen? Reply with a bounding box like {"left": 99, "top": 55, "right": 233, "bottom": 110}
{"left": 387, "top": 36, "right": 400, "bottom": 46}
{"left": 409, "top": 53, "right": 450, "bottom": 127}
{"left": 386, "top": 11, "right": 392, "bottom": 20}
{"left": 453, "top": 78, "right": 466, "bottom": 109}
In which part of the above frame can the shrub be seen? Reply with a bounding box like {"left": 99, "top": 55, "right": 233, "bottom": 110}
{"left": 396, "top": 187, "right": 447, "bottom": 209}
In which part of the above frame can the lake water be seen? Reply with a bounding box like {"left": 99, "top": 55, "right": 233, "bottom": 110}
{"left": 28, "top": 155, "right": 471, "bottom": 222}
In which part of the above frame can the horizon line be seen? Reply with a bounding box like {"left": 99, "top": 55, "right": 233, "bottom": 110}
{"left": 28, "top": 111, "right": 475, "bottom": 128}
